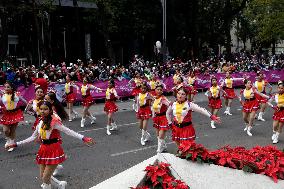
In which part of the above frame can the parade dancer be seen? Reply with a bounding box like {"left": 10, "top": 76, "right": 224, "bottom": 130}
{"left": 221, "top": 71, "right": 244, "bottom": 115}
{"left": 172, "top": 75, "right": 185, "bottom": 97}
{"left": 166, "top": 87, "right": 220, "bottom": 147}
{"left": 262, "top": 81, "right": 284, "bottom": 144}
{"left": 187, "top": 71, "right": 199, "bottom": 102}
{"left": 238, "top": 79, "right": 267, "bottom": 136}
{"left": 254, "top": 72, "right": 272, "bottom": 121}
{"left": 149, "top": 75, "right": 157, "bottom": 97}
{"left": 80, "top": 77, "right": 102, "bottom": 128}
{"left": 25, "top": 86, "right": 44, "bottom": 130}
{"left": 206, "top": 77, "right": 227, "bottom": 129}
{"left": 151, "top": 82, "right": 170, "bottom": 153}
{"left": 128, "top": 73, "right": 142, "bottom": 111}
{"left": 65, "top": 75, "right": 79, "bottom": 122}
{"left": 0, "top": 81, "right": 27, "bottom": 152}
{"left": 136, "top": 81, "right": 153, "bottom": 146}
{"left": 6, "top": 101, "right": 94, "bottom": 189}
{"left": 104, "top": 79, "right": 119, "bottom": 135}
{"left": 45, "top": 92, "right": 69, "bottom": 177}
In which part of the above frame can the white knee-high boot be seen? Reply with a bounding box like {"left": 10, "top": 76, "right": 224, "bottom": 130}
{"left": 51, "top": 176, "right": 67, "bottom": 189}
{"left": 41, "top": 183, "right": 51, "bottom": 189}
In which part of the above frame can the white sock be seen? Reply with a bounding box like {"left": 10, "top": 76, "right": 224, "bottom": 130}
{"left": 227, "top": 107, "right": 230, "bottom": 112}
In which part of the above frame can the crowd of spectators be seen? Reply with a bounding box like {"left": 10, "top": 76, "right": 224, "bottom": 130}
{"left": 0, "top": 52, "right": 283, "bottom": 87}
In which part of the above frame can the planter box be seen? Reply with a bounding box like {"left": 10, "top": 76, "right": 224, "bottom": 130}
{"left": 91, "top": 153, "right": 284, "bottom": 189}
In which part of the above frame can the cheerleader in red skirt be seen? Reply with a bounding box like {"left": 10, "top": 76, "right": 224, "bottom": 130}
{"left": 151, "top": 82, "right": 170, "bottom": 153}
{"left": 80, "top": 77, "right": 102, "bottom": 128}
{"left": 149, "top": 75, "right": 157, "bottom": 97}
{"left": 206, "top": 77, "right": 227, "bottom": 129}
{"left": 166, "top": 87, "right": 220, "bottom": 147}
{"left": 65, "top": 75, "right": 79, "bottom": 122}
{"left": 136, "top": 81, "right": 153, "bottom": 146}
{"left": 238, "top": 79, "right": 268, "bottom": 136}
{"left": 262, "top": 81, "right": 284, "bottom": 144}
{"left": 254, "top": 72, "right": 272, "bottom": 121}
{"left": 104, "top": 79, "right": 119, "bottom": 135}
{"left": 25, "top": 86, "right": 44, "bottom": 130}
{"left": 0, "top": 81, "right": 27, "bottom": 152}
{"left": 44, "top": 92, "right": 69, "bottom": 183}
{"left": 187, "top": 71, "right": 200, "bottom": 102}
{"left": 128, "top": 73, "right": 142, "bottom": 111}
{"left": 6, "top": 101, "right": 94, "bottom": 189}
{"left": 172, "top": 75, "right": 185, "bottom": 98}
{"left": 221, "top": 71, "right": 244, "bottom": 115}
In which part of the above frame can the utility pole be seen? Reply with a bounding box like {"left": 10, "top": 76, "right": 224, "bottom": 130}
{"left": 161, "top": 0, "right": 167, "bottom": 63}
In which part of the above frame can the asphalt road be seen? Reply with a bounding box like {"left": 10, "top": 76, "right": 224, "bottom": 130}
{"left": 0, "top": 90, "right": 282, "bottom": 189}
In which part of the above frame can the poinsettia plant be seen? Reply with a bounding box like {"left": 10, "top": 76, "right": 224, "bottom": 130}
{"left": 178, "top": 141, "right": 284, "bottom": 183}
{"left": 131, "top": 161, "right": 190, "bottom": 189}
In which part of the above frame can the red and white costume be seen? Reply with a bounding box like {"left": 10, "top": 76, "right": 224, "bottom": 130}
{"left": 136, "top": 92, "right": 152, "bottom": 120}
{"left": 254, "top": 80, "right": 269, "bottom": 103}
{"left": 130, "top": 78, "right": 142, "bottom": 96}
{"left": 149, "top": 80, "right": 157, "bottom": 96}
{"left": 208, "top": 85, "right": 222, "bottom": 109}
{"left": 240, "top": 88, "right": 259, "bottom": 113}
{"left": 104, "top": 87, "right": 118, "bottom": 113}
{"left": 272, "top": 93, "right": 284, "bottom": 122}
{"left": 166, "top": 101, "right": 211, "bottom": 142}
{"left": 187, "top": 76, "right": 197, "bottom": 95}
{"left": 16, "top": 115, "right": 84, "bottom": 165}
{"left": 65, "top": 82, "right": 77, "bottom": 103}
{"left": 0, "top": 93, "right": 24, "bottom": 126}
{"left": 26, "top": 99, "right": 42, "bottom": 130}
{"left": 222, "top": 78, "right": 237, "bottom": 99}
{"left": 81, "top": 84, "right": 98, "bottom": 107}
{"left": 152, "top": 96, "right": 170, "bottom": 131}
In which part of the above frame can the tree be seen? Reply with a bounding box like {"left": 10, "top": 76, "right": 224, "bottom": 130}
{"left": 244, "top": 0, "right": 284, "bottom": 54}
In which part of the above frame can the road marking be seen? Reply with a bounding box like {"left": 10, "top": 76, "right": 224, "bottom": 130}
{"left": 110, "top": 142, "right": 175, "bottom": 157}
{"left": 78, "top": 122, "right": 138, "bottom": 133}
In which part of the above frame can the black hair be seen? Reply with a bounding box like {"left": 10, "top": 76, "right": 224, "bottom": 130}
{"left": 38, "top": 72, "right": 44, "bottom": 78}
{"left": 109, "top": 79, "right": 115, "bottom": 87}
{"left": 155, "top": 82, "right": 164, "bottom": 89}
{"left": 46, "top": 92, "right": 68, "bottom": 121}
{"left": 177, "top": 86, "right": 188, "bottom": 96}
{"left": 38, "top": 101, "right": 53, "bottom": 130}
{"left": 5, "top": 81, "right": 16, "bottom": 102}
{"left": 244, "top": 79, "right": 251, "bottom": 85}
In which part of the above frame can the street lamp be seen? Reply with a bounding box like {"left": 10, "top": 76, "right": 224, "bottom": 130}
{"left": 161, "top": 0, "right": 167, "bottom": 63}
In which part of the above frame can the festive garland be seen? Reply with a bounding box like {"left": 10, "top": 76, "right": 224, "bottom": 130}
{"left": 177, "top": 141, "right": 284, "bottom": 183}
{"left": 131, "top": 162, "right": 190, "bottom": 189}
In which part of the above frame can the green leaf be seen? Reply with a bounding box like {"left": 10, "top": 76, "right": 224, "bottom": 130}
{"left": 243, "top": 165, "right": 253, "bottom": 173}
{"left": 186, "top": 153, "right": 193, "bottom": 160}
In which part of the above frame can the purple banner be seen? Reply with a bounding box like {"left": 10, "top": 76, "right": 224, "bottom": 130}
{"left": 1, "top": 69, "right": 284, "bottom": 103}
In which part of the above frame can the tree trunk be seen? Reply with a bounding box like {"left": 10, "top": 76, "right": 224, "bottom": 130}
{"left": 272, "top": 41, "right": 276, "bottom": 55}
{"left": 0, "top": 9, "right": 8, "bottom": 60}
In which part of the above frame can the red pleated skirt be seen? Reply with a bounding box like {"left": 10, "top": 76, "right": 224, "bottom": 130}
{"left": 208, "top": 98, "right": 222, "bottom": 109}
{"left": 82, "top": 95, "right": 94, "bottom": 107}
{"left": 255, "top": 93, "right": 268, "bottom": 103}
{"left": 153, "top": 115, "right": 170, "bottom": 131}
{"left": 223, "top": 88, "right": 236, "bottom": 99}
{"left": 243, "top": 99, "right": 259, "bottom": 113}
{"left": 131, "top": 87, "right": 141, "bottom": 96}
{"left": 273, "top": 109, "right": 284, "bottom": 122}
{"left": 65, "top": 93, "right": 76, "bottom": 103}
{"left": 172, "top": 124, "right": 195, "bottom": 142}
{"left": 136, "top": 106, "right": 152, "bottom": 120}
{"left": 36, "top": 142, "right": 66, "bottom": 165}
{"left": 104, "top": 100, "right": 118, "bottom": 113}
{"left": 0, "top": 109, "right": 24, "bottom": 126}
